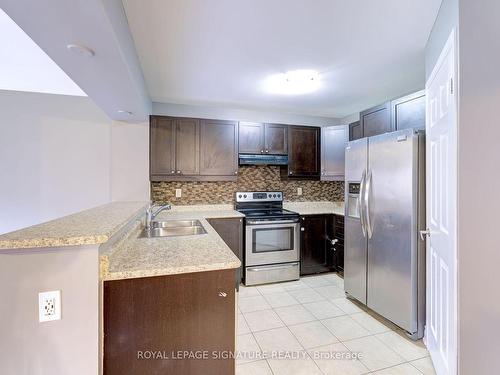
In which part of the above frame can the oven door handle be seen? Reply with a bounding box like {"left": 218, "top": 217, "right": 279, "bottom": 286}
{"left": 246, "top": 219, "right": 299, "bottom": 225}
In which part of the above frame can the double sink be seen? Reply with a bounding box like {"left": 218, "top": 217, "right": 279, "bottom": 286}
{"left": 139, "top": 220, "right": 207, "bottom": 238}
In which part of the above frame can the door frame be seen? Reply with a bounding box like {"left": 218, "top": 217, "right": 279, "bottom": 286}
{"left": 424, "top": 28, "right": 458, "bottom": 375}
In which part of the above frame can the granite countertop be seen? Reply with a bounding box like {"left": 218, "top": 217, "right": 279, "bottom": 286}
{"left": 100, "top": 205, "right": 243, "bottom": 281}
{"left": 284, "top": 201, "right": 345, "bottom": 216}
{"left": 0, "top": 202, "right": 147, "bottom": 250}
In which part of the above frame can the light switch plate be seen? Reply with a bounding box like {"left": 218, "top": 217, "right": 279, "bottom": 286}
{"left": 297, "top": 187, "right": 303, "bottom": 196}
{"left": 39, "top": 290, "right": 61, "bottom": 322}
{"left": 175, "top": 188, "right": 182, "bottom": 198}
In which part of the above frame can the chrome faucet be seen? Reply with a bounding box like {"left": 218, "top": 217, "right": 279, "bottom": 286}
{"left": 145, "top": 202, "right": 172, "bottom": 230}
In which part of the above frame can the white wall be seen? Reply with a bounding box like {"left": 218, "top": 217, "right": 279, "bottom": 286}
{"left": 0, "top": 90, "right": 112, "bottom": 234}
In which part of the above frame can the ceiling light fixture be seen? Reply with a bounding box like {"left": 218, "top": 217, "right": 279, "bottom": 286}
{"left": 263, "top": 69, "right": 320, "bottom": 95}
{"left": 117, "top": 110, "right": 133, "bottom": 115}
{"left": 66, "top": 44, "right": 95, "bottom": 57}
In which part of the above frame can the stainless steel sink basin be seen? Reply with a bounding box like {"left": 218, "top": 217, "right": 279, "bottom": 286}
{"left": 139, "top": 219, "right": 207, "bottom": 238}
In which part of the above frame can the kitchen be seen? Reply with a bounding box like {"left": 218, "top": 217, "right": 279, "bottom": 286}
{"left": 1, "top": 1, "right": 500, "bottom": 375}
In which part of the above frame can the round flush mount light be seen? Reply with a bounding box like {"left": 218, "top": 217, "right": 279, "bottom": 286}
{"left": 263, "top": 69, "right": 320, "bottom": 95}
{"left": 66, "top": 44, "right": 95, "bottom": 57}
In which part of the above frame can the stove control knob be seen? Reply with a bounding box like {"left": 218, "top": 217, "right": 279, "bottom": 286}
{"left": 238, "top": 194, "right": 242, "bottom": 198}
{"left": 277, "top": 193, "right": 281, "bottom": 198}
{"left": 244, "top": 194, "right": 247, "bottom": 198}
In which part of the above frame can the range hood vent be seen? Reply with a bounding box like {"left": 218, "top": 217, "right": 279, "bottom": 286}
{"left": 239, "top": 154, "right": 288, "bottom": 166}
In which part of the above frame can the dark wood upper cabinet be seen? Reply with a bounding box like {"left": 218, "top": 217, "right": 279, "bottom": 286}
{"left": 300, "top": 215, "right": 334, "bottom": 275}
{"left": 200, "top": 119, "right": 238, "bottom": 176}
{"left": 283, "top": 126, "right": 320, "bottom": 179}
{"left": 150, "top": 116, "right": 176, "bottom": 175}
{"left": 207, "top": 217, "right": 243, "bottom": 284}
{"left": 391, "top": 90, "right": 426, "bottom": 131}
{"left": 103, "top": 269, "right": 236, "bottom": 375}
{"left": 264, "top": 124, "right": 288, "bottom": 155}
{"left": 175, "top": 118, "right": 200, "bottom": 175}
{"left": 348, "top": 121, "right": 363, "bottom": 141}
{"left": 360, "top": 101, "right": 392, "bottom": 138}
{"left": 238, "top": 122, "right": 264, "bottom": 154}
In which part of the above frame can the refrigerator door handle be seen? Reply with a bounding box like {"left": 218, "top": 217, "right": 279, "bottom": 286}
{"left": 359, "top": 170, "right": 367, "bottom": 237}
{"left": 365, "top": 170, "right": 374, "bottom": 239}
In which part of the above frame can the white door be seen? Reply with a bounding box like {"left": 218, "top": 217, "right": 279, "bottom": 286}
{"left": 425, "top": 30, "right": 457, "bottom": 375}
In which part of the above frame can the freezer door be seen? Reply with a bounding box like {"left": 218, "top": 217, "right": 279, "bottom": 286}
{"left": 366, "top": 129, "right": 420, "bottom": 332}
{"left": 344, "top": 138, "right": 368, "bottom": 304}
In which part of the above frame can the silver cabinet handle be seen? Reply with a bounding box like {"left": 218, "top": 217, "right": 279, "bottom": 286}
{"left": 171, "top": 170, "right": 175, "bottom": 174}
{"left": 265, "top": 149, "right": 269, "bottom": 153}
{"left": 289, "top": 171, "right": 293, "bottom": 175}
{"left": 260, "top": 150, "right": 264, "bottom": 154}
{"left": 365, "top": 171, "right": 373, "bottom": 239}
{"left": 218, "top": 291, "right": 227, "bottom": 298}
{"left": 234, "top": 171, "right": 238, "bottom": 175}
{"left": 359, "top": 170, "right": 367, "bottom": 238}
{"left": 300, "top": 227, "right": 305, "bottom": 232}
{"left": 420, "top": 229, "right": 431, "bottom": 241}
{"left": 176, "top": 170, "right": 181, "bottom": 174}
{"left": 331, "top": 239, "right": 338, "bottom": 245}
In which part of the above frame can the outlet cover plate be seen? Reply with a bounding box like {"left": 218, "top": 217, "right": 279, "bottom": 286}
{"left": 297, "top": 187, "right": 303, "bottom": 196}
{"left": 175, "top": 188, "right": 182, "bottom": 198}
{"left": 38, "top": 290, "right": 61, "bottom": 322}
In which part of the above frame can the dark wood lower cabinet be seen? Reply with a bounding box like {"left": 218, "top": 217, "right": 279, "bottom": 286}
{"left": 103, "top": 269, "right": 236, "bottom": 375}
{"left": 332, "top": 215, "right": 345, "bottom": 275}
{"left": 300, "top": 215, "right": 333, "bottom": 275}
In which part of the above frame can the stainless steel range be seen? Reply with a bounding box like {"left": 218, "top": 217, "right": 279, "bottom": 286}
{"left": 235, "top": 191, "right": 300, "bottom": 286}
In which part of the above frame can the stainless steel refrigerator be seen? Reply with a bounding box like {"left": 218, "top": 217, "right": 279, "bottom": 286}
{"left": 344, "top": 128, "right": 426, "bottom": 339}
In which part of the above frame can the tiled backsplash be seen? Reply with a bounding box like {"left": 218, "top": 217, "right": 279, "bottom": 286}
{"left": 151, "top": 166, "right": 344, "bottom": 205}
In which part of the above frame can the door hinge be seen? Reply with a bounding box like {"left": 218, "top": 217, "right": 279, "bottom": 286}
{"left": 450, "top": 77, "right": 454, "bottom": 94}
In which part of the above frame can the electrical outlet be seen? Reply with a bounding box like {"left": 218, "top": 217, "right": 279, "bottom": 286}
{"left": 297, "top": 187, "right": 303, "bottom": 196}
{"left": 175, "top": 188, "right": 182, "bottom": 198}
{"left": 38, "top": 290, "right": 61, "bottom": 322}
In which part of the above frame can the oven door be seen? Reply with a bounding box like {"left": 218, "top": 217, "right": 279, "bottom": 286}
{"left": 245, "top": 219, "right": 300, "bottom": 266}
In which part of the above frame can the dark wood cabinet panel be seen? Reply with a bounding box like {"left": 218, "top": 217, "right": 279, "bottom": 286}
{"left": 348, "top": 121, "right": 363, "bottom": 141}
{"left": 200, "top": 119, "right": 238, "bottom": 176}
{"left": 360, "top": 102, "right": 392, "bottom": 138}
{"left": 150, "top": 116, "right": 176, "bottom": 175}
{"left": 332, "top": 215, "right": 345, "bottom": 275}
{"left": 391, "top": 90, "right": 426, "bottom": 131}
{"left": 207, "top": 217, "right": 243, "bottom": 284}
{"left": 265, "top": 124, "right": 288, "bottom": 155}
{"left": 103, "top": 269, "right": 236, "bottom": 375}
{"left": 175, "top": 118, "right": 200, "bottom": 175}
{"left": 238, "top": 122, "right": 264, "bottom": 154}
{"left": 300, "top": 215, "right": 333, "bottom": 275}
{"left": 284, "top": 126, "right": 321, "bottom": 179}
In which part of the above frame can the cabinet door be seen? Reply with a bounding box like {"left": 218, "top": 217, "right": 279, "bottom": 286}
{"left": 360, "top": 102, "right": 392, "bottom": 138}
{"left": 391, "top": 90, "right": 426, "bottom": 131}
{"left": 264, "top": 123, "right": 288, "bottom": 155}
{"left": 175, "top": 118, "right": 200, "bottom": 175}
{"left": 150, "top": 116, "right": 176, "bottom": 176}
{"left": 300, "top": 215, "right": 331, "bottom": 275}
{"left": 207, "top": 218, "right": 243, "bottom": 284}
{"left": 200, "top": 120, "right": 238, "bottom": 176}
{"left": 348, "top": 121, "right": 363, "bottom": 141}
{"left": 332, "top": 215, "right": 345, "bottom": 275}
{"left": 104, "top": 269, "right": 236, "bottom": 375}
{"left": 238, "top": 122, "right": 264, "bottom": 154}
{"left": 321, "top": 125, "right": 346, "bottom": 180}
{"left": 287, "top": 126, "right": 321, "bottom": 178}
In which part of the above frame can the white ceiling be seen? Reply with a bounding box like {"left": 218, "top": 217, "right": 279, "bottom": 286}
{"left": 0, "top": 8, "right": 85, "bottom": 97}
{"left": 123, "top": 0, "right": 442, "bottom": 118}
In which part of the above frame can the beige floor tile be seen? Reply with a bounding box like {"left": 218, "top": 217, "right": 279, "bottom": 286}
{"left": 315, "top": 285, "right": 346, "bottom": 299}
{"left": 236, "top": 333, "right": 262, "bottom": 364}
{"left": 281, "top": 279, "right": 310, "bottom": 291}
{"left": 267, "top": 353, "right": 323, "bottom": 375}
{"left": 301, "top": 275, "right": 333, "bottom": 287}
{"left": 239, "top": 295, "right": 271, "bottom": 313}
{"left": 371, "top": 362, "right": 423, "bottom": 374}
{"left": 263, "top": 291, "right": 300, "bottom": 308}
{"left": 331, "top": 297, "right": 365, "bottom": 314}
{"left": 238, "top": 285, "right": 261, "bottom": 298}
{"left": 253, "top": 327, "right": 303, "bottom": 353}
{"left": 376, "top": 331, "right": 428, "bottom": 361}
{"left": 350, "top": 311, "right": 395, "bottom": 334}
{"left": 343, "top": 336, "right": 405, "bottom": 371}
{"left": 243, "top": 309, "right": 284, "bottom": 332}
{"left": 288, "top": 287, "right": 325, "bottom": 304}
{"left": 303, "top": 300, "right": 346, "bottom": 320}
{"left": 274, "top": 304, "right": 317, "bottom": 326}
{"left": 236, "top": 359, "right": 273, "bottom": 375}
{"left": 320, "top": 272, "right": 345, "bottom": 286}
{"left": 288, "top": 321, "right": 339, "bottom": 349}
{"left": 257, "top": 283, "right": 286, "bottom": 295}
{"left": 308, "top": 342, "right": 370, "bottom": 375}
{"left": 321, "top": 315, "right": 371, "bottom": 341}
{"left": 237, "top": 314, "right": 251, "bottom": 335}
{"left": 411, "top": 356, "right": 437, "bottom": 375}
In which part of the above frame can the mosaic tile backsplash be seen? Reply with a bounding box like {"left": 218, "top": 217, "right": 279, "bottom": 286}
{"left": 151, "top": 166, "right": 344, "bottom": 205}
